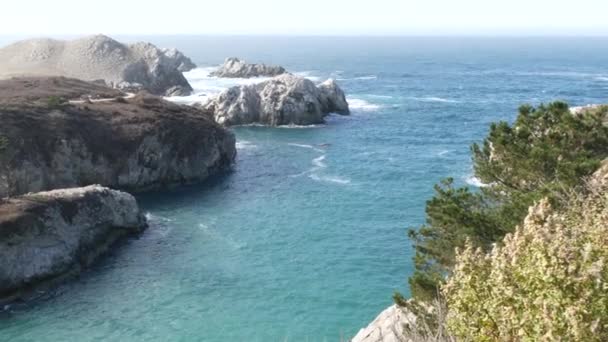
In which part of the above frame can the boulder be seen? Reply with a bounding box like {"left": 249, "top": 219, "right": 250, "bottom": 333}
{"left": 0, "top": 35, "right": 195, "bottom": 96}
{"left": 210, "top": 57, "right": 286, "bottom": 78}
{"left": 201, "top": 74, "right": 350, "bottom": 126}
{"left": 0, "top": 77, "right": 236, "bottom": 198}
{"left": 0, "top": 185, "right": 147, "bottom": 303}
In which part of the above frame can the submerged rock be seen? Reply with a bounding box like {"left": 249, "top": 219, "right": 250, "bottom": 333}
{"left": 0, "top": 77, "right": 236, "bottom": 198}
{"left": 210, "top": 57, "right": 286, "bottom": 78}
{"left": 0, "top": 35, "right": 195, "bottom": 96}
{"left": 201, "top": 74, "right": 350, "bottom": 126}
{"left": 0, "top": 185, "right": 147, "bottom": 303}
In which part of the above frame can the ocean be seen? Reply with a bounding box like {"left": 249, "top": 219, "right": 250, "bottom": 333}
{"left": 1, "top": 36, "right": 607, "bottom": 341}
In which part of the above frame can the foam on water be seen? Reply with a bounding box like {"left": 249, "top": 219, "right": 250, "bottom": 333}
{"left": 347, "top": 98, "right": 382, "bottom": 111}
{"left": 407, "top": 96, "right": 460, "bottom": 103}
{"left": 169, "top": 67, "right": 333, "bottom": 106}
{"left": 166, "top": 67, "right": 273, "bottom": 105}
{"left": 312, "top": 155, "right": 327, "bottom": 168}
{"left": 465, "top": 175, "right": 489, "bottom": 187}
{"left": 438, "top": 150, "right": 451, "bottom": 157}
{"left": 287, "top": 143, "right": 325, "bottom": 153}
{"left": 236, "top": 140, "right": 258, "bottom": 150}
{"left": 309, "top": 174, "right": 352, "bottom": 185}
{"left": 294, "top": 71, "right": 322, "bottom": 82}
{"left": 337, "top": 75, "right": 378, "bottom": 81}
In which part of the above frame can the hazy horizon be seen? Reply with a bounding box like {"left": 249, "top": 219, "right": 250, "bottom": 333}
{"left": 2, "top": 0, "right": 608, "bottom": 36}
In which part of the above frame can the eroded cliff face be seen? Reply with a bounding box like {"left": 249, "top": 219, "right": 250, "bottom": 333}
{"left": 0, "top": 77, "right": 236, "bottom": 198}
{"left": 201, "top": 74, "right": 350, "bottom": 126}
{"left": 0, "top": 185, "right": 147, "bottom": 303}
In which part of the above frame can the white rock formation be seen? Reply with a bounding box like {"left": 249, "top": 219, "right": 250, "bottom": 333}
{"left": 0, "top": 35, "right": 195, "bottom": 96}
{"left": 351, "top": 305, "right": 417, "bottom": 342}
{"left": 210, "top": 57, "right": 286, "bottom": 78}
{"left": 201, "top": 74, "right": 350, "bottom": 126}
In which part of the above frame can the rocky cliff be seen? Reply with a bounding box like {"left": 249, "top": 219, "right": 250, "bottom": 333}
{"left": 201, "top": 74, "right": 350, "bottom": 126}
{"left": 210, "top": 57, "right": 286, "bottom": 78}
{"left": 0, "top": 77, "right": 236, "bottom": 198}
{"left": 0, "top": 35, "right": 195, "bottom": 96}
{"left": 0, "top": 185, "right": 147, "bottom": 303}
{"left": 351, "top": 305, "right": 417, "bottom": 342}
{"left": 161, "top": 48, "right": 197, "bottom": 72}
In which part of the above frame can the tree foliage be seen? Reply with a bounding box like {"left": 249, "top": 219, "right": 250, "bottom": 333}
{"left": 0, "top": 135, "right": 7, "bottom": 154}
{"left": 406, "top": 102, "right": 608, "bottom": 300}
{"left": 444, "top": 172, "right": 608, "bottom": 340}
{"left": 46, "top": 96, "right": 67, "bottom": 108}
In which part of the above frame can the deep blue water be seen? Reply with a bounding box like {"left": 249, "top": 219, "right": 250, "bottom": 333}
{"left": 1, "top": 37, "right": 607, "bottom": 341}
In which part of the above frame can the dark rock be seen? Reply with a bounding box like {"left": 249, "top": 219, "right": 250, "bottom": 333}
{"left": 0, "top": 77, "right": 236, "bottom": 198}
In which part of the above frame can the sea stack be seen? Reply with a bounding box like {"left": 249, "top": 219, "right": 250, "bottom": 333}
{"left": 201, "top": 74, "right": 350, "bottom": 126}
{"left": 210, "top": 57, "right": 287, "bottom": 78}
{"left": 0, "top": 35, "right": 196, "bottom": 96}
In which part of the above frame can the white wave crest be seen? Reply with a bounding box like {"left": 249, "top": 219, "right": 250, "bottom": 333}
{"left": 276, "top": 123, "right": 324, "bottom": 129}
{"left": 367, "top": 94, "right": 393, "bottom": 99}
{"left": 347, "top": 98, "right": 381, "bottom": 111}
{"left": 288, "top": 154, "right": 352, "bottom": 185}
{"left": 312, "top": 155, "right": 327, "bottom": 168}
{"left": 438, "top": 150, "right": 450, "bottom": 156}
{"left": 309, "top": 174, "right": 351, "bottom": 185}
{"left": 294, "top": 71, "right": 321, "bottom": 82}
{"left": 465, "top": 175, "right": 488, "bottom": 187}
{"left": 408, "top": 96, "right": 459, "bottom": 103}
{"left": 236, "top": 140, "right": 257, "bottom": 150}
{"left": 337, "top": 75, "right": 377, "bottom": 81}
{"left": 144, "top": 212, "right": 173, "bottom": 222}
{"left": 167, "top": 67, "right": 273, "bottom": 105}
{"left": 287, "top": 143, "right": 325, "bottom": 153}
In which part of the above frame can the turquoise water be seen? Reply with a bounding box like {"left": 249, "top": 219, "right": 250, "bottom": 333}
{"left": 1, "top": 37, "right": 608, "bottom": 341}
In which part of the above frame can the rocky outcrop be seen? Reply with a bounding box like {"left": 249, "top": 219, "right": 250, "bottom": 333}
{"left": 201, "top": 74, "right": 350, "bottom": 126}
{"left": 0, "top": 77, "right": 236, "bottom": 198}
{"left": 210, "top": 57, "right": 286, "bottom": 78}
{"left": 161, "top": 48, "right": 196, "bottom": 72}
{"left": 0, "top": 185, "right": 147, "bottom": 303}
{"left": 0, "top": 35, "right": 195, "bottom": 96}
{"left": 318, "top": 79, "right": 350, "bottom": 114}
{"left": 351, "top": 305, "right": 417, "bottom": 342}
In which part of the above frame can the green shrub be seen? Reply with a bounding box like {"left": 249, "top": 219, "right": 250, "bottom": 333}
{"left": 444, "top": 168, "right": 608, "bottom": 340}
{"left": 406, "top": 102, "right": 608, "bottom": 300}
{"left": 47, "top": 96, "right": 66, "bottom": 108}
{"left": 0, "top": 135, "right": 7, "bottom": 153}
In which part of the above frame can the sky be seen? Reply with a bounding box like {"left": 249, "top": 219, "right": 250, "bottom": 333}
{"left": 1, "top": 0, "right": 608, "bottom": 36}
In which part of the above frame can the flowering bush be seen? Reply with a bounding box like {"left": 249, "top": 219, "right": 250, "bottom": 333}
{"left": 443, "top": 167, "right": 608, "bottom": 340}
